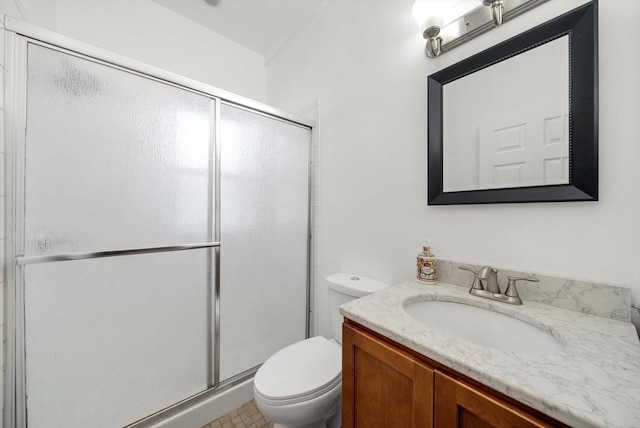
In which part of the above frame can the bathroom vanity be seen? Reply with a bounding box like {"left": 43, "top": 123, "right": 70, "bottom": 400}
{"left": 343, "top": 321, "right": 564, "bottom": 427}
{"left": 340, "top": 280, "right": 640, "bottom": 428}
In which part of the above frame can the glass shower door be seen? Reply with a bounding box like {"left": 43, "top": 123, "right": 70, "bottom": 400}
{"left": 12, "top": 34, "right": 312, "bottom": 428}
{"left": 20, "top": 43, "right": 216, "bottom": 427}
{"left": 219, "top": 104, "right": 311, "bottom": 380}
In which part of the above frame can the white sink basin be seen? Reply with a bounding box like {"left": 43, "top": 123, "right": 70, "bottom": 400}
{"left": 403, "top": 300, "right": 564, "bottom": 355}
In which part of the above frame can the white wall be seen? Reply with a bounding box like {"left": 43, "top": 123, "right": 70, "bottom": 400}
{"left": 13, "top": 0, "right": 268, "bottom": 102}
{"left": 266, "top": 0, "right": 640, "bottom": 337}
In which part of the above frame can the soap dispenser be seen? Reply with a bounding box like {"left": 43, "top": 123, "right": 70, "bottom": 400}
{"left": 417, "top": 240, "right": 437, "bottom": 284}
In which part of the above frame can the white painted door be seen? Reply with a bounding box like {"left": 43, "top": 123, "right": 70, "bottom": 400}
{"left": 479, "top": 103, "right": 569, "bottom": 189}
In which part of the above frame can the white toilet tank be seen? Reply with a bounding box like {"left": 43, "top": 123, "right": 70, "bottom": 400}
{"left": 326, "top": 273, "right": 389, "bottom": 343}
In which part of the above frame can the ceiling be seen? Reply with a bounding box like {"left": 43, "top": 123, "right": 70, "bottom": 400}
{"left": 153, "top": 0, "right": 328, "bottom": 61}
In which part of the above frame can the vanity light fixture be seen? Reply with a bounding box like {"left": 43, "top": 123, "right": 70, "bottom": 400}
{"left": 412, "top": 0, "right": 549, "bottom": 58}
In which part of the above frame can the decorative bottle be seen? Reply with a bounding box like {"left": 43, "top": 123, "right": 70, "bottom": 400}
{"left": 417, "top": 240, "right": 437, "bottom": 284}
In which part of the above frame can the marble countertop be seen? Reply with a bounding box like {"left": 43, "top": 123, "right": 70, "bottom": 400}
{"left": 340, "top": 280, "right": 640, "bottom": 428}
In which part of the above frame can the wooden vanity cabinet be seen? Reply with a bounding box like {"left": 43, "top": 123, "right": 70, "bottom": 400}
{"left": 342, "top": 321, "right": 566, "bottom": 428}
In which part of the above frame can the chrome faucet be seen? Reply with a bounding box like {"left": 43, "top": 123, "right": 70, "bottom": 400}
{"left": 459, "top": 266, "right": 539, "bottom": 305}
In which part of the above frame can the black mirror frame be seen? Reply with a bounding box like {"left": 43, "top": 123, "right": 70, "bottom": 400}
{"left": 428, "top": 1, "right": 598, "bottom": 205}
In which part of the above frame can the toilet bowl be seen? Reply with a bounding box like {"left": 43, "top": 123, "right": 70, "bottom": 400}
{"left": 254, "top": 336, "right": 341, "bottom": 428}
{"left": 253, "top": 273, "right": 389, "bottom": 428}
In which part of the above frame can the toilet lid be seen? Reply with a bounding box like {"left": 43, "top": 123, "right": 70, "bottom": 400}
{"left": 254, "top": 336, "right": 341, "bottom": 401}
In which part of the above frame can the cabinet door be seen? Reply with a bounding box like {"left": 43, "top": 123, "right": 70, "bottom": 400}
{"left": 435, "top": 371, "right": 558, "bottom": 428}
{"left": 342, "top": 323, "right": 434, "bottom": 428}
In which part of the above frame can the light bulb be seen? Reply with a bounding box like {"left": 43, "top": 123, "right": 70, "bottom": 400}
{"left": 412, "top": 0, "right": 483, "bottom": 33}
{"left": 411, "top": 0, "right": 448, "bottom": 33}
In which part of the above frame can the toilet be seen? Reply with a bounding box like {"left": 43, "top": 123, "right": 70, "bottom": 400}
{"left": 253, "top": 273, "right": 389, "bottom": 428}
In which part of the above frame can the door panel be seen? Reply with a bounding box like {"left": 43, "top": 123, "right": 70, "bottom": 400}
{"left": 22, "top": 43, "right": 216, "bottom": 427}
{"left": 218, "top": 104, "right": 310, "bottom": 380}
{"left": 342, "top": 323, "right": 434, "bottom": 428}
{"left": 478, "top": 104, "right": 568, "bottom": 189}
{"left": 25, "top": 44, "right": 214, "bottom": 257}
{"left": 434, "top": 371, "right": 554, "bottom": 428}
{"left": 24, "top": 250, "right": 211, "bottom": 428}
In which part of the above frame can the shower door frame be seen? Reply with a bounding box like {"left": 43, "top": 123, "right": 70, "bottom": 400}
{"left": 3, "top": 17, "right": 313, "bottom": 428}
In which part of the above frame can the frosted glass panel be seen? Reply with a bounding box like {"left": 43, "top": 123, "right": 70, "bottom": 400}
{"left": 24, "top": 249, "right": 212, "bottom": 428}
{"left": 219, "top": 105, "right": 310, "bottom": 380}
{"left": 24, "top": 44, "right": 213, "bottom": 256}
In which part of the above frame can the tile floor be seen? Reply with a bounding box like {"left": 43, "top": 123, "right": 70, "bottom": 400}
{"left": 201, "top": 400, "right": 273, "bottom": 428}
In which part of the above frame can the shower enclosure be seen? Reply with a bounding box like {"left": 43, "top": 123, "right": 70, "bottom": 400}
{"left": 3, "top": 19, "right": 312, "bottom": 428}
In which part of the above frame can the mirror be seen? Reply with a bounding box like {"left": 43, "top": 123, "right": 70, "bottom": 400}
{"left": 444, "top": 36, "right": 569, "bottom": 192}
{"left": 428, "top": 1, "right": 597, "bottom": 205}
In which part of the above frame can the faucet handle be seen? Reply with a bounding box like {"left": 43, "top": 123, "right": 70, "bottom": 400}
{"left": 459, "top": 266, "right": 482, "bottom": 290}
{"left": 459, "top": 266, "right": 479, "bottom": 275}
{"left": 504, "top": 276, "right": 539, "bottom": 302}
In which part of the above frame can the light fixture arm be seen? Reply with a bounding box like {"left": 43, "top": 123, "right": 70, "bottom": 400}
{"left": 484, "top": 0, "right": 505, "bottom": 26}
{"left": 423, "top": 26, "right": 442, "bottom": 58}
